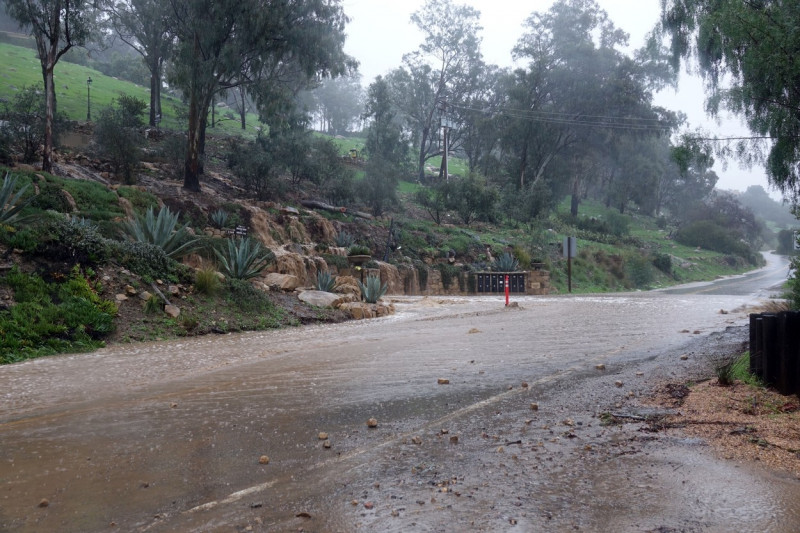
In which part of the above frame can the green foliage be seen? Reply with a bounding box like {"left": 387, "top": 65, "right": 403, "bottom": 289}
{"left": 674, "top": 220, "right": 755, "bottom": 262}
{"left": 788, "top": 256, "right": 800, "bottom": 310}
{"left": 94, "top": 95, "right": 147, "bottom": 184}
{"left": 143, "top": 294, "right": 162, "bottom": 314}
{"left": 0, "top": 85, "right": 67, "bottom": 163}
{"left": 321, "top": 253, "right": 349, "bottom": 270}
{"left": 447, "top": 174, "right": 498, "bottom": 225}
{"left": 605, "top": 212, "right": 631, "bottom": 237}
{"left": 42, "top": 215, "right": 109, "bottom": 265}
{"left": 0, "top": 266, "right": 117, "bottom": 364}
{"left": 436, "top": 263, "right": 461, "bottom": 290}
{"left": 358, "top": 274, "right": 387, "bottom": 303}
{"left": 416, "top": 262, "right": 429, "bottom": 291}
{"left": 652, "top": 253, "right": 672, "bottom": 275}
{"left": 493, "top": 252, "right": 520, "bottom": 272}
{"left": 512, "top": 245, "right": 531, "bottom": 270}
{"left": 625, "top": 254, "right": 654, "bottom": 289}
{"left": 415, "top": 181, "right": 451, "bottom": 225}
{"left": 314, "top": 270, "right": 338, "bottom": 292}
{"left": 117, "top": 186, "right": 159, "bottom": 213}
{"left": 107, "top": 240, "right": 175, "bottom": 280}
{"left": 227, "top": 134, "right": 285, "bottom": 201}
{"left": 335, "top": 230, "right": 356, "bottom": 248}
{"left": 348, "top": 244, "right": 371, "bottom": 256}
{"left": 716, "top": 352, "right": 760, "bottom": 387}
{"left": 194, "top": 267, "right": 221, "bottom": 296}
{"left": 214, "top": 237, "right": 274, "bottom": 280}
{"left": 210, "top": 209, "right": 229, "bottom": 229}
{"left": 226, "top": 278, "right": 283, "bottom": 323}
{"left": 121, "top": 205, "right": 200, "bottom": 259}
{"left": 0, "top": 172, "right": 32, "bottom": 226}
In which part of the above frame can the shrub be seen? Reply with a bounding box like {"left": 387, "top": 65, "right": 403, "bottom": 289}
{"left": 436, "top": 263, "right": 460, "bottom": 289}
{"left": 214, "top": 237, "right": 274, "bottom": 280}
{"left": 194, "top": 267, "right": 221, "bottom": 296}
{"left": 675, "top": 220, "right": 754, "bottom": 260}
{"left": 348, "top": 244, "right": 371, "bottom": 256}
{"left": 120, "top": 205, "right": 201, "bottom": 259}
{"left": 107, "top": 239, "right": 174, "bottom": 280}
{"left": 625, "top": 254, "right": 653, "bottom": 288}
{"left": 321, "top": 253, "right": 349, "bottom": 270}
{"left": 1, "top": 85, "right": 67, "bottom": 163}
{"left": 605, "top": 211, "right": 631, "bottom": 236}
{"left": 652, "top": 253, "right": 672, "bottom": 275}
{"left": 359, "top": 274, "right": 387, "bottom": 303}
{"left": 93, "top": 95, "right": 147, "bottom": 184}
{"left": 42, "top": 215, "right": 109, "bottom": 265}
{"left": 315, "top": 270, "right": 337, "bottom": 292}
{"left": 0, "top": 266, "right": 116, "bottom": 363}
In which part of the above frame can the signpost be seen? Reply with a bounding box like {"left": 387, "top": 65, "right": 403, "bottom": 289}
{"left": 563, "top": 236, "right": 577, "bottom": 293}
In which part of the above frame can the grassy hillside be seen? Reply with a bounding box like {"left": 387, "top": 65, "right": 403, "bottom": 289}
{"left": 0, "top": 42, "right": 260, "bottom": 135}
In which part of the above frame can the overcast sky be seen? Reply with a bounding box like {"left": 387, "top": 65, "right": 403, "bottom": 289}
{"left": 342, "top": 0, "right": 782, "bottom": 199}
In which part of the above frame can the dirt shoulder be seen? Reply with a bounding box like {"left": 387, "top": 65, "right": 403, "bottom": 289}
{"left": 652, "top": 377, "right": 800, "bottom": 480}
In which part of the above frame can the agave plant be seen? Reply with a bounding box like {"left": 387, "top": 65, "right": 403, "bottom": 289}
{"left": 209, "top": 208, "right": 229, "bottom": 229}
{"left": 214, "top": 237, "right": 273, "bottom": 280}
{"left": 358, "top": 274, "right": 388, "bottom": 303}
{"left": 492, "top": 252, "right": 520, "bottom": 272}
{"left": 121, "top": 205, "right": 200, "bottom": 258}
{"left": 315, "top": 270, "right": 338, "bottom": 292}
{"left": 0, "top": 172, "right": 32, "bottom": 226}
{"left": 335, "top": 230, "right": 355, "bottom": 248}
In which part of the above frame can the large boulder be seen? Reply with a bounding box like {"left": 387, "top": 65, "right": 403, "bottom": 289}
{"left": 375, "top": 261, "right": 403, "bottom": 295}
{"left": 298, "top": 290, "right": 347, "bottom": 308}
{"left": 263, "top": 273, "right": 300, "bottom": 291}
{"left": 334, "top": 275, "right": 361, "bottom": 297}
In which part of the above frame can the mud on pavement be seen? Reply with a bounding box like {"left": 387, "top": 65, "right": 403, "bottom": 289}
{"left": 150, "top": 326, "right": 800, "bottom": 533}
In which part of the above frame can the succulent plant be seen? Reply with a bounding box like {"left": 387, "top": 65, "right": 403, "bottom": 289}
{"left": 358, "top": 274, "right": 387, "bottom": 303}
{"left": 492, "top": 252, "right": 520, "bottom": 272}
{"left": 314, "top": 270, "right": 338, "bottom": 292}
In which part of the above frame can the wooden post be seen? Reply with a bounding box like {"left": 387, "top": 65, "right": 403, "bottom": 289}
{"left": 762, "top": 314, "right": 779, "bottom": 387}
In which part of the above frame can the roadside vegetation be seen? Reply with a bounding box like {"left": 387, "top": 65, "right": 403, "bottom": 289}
{"left": 0, "top": 0, "right": 798, "bottom": 366}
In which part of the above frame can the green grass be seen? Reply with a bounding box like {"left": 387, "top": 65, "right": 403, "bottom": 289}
{"left": 0, "top": 42, "right": 261, "bottom": 135}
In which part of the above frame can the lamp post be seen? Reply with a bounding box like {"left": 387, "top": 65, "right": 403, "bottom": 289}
{"left": 86, "top": 77, "right": 92, "bottom": 121}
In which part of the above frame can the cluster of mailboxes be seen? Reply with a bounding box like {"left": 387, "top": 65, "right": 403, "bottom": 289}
{"left": 475, "top": 272, "right": 527, "bottom": 293}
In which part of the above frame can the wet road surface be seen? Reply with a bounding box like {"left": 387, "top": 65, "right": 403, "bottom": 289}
{"left": 1, "top": 253, "right": 798, "bottom": 532}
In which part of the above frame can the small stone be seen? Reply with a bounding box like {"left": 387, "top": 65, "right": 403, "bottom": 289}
{"left": 125, "top": 285, "right": 137, "bottom": 296}
{"left": 440, "top": 429, "right": 449, "bottom": 435}
{"left": 680, "top": 354, "right": 689, "bottom": 360}
{"left": 438, "top": 378, "right": 450, "bottom": 385}
{"left": 258, "top": 455, "right": 269, "bottom": 465}
{"left": 164, "top": 304, "right": 180, "bottom": 318}
{"left": 468, "top": 328, "right": 481, "bottom": 334}
{"left": 323, "top": 440, "right": 332, "bottom": 449}
{"left": 351, "top": 500, "right": 359, "bottom": 506}
{"left": 367, "top": 418, "right": 378, "bottom": 428}
{"left": 38, "top": 498, "right": 49, "bottom": 508}
{"left": 521, "top": 382, "right": 529, "bottom": 388}
{"left": 530, "top": 402, "right": 539, "bottom": 411}
{"left": 636, "top": 372, "right": 644, "bottom": 376}
{"left": 497, "top": 446, "right": 504, "bottom": 453}
{"left": 615, "top": 380, "right": 624, "bottom": 388}
{"left": 450, "top": 435, "right": 459, "bottom": 444}
{"left": 412, "top": 436, "right": 422, "bottom": 445}
{"left": 364, "top": 501, "right": 374, "bottom": 509}
{"left": 595, "top": 364, "right": 606, "bottom": 370}
{"left": 563, "top": 418, "right": 575, "bottom": 426}
{"left": 170, "top": 403, "right": 177, "bottom": 408}
{"left": 391, "top": 509, "right": 400, "bottom": 517}
{"left": 115, "top": 294, "right": 128, "bottom": 302}
{"left": 318, "top": 432, "right": 329, "bottom": 440}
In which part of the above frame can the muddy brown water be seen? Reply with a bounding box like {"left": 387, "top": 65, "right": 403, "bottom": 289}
{"left": 2, "top": 257, "right": 799, "bottom": 532}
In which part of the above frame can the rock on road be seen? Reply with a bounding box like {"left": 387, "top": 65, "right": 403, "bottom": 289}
{"left": 1, "top": 253, "right": 799, "bottom": 532}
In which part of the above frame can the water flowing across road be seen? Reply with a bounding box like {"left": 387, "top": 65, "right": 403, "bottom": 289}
{"left": 1, "top": 253, "right": 797, "bottom": 532}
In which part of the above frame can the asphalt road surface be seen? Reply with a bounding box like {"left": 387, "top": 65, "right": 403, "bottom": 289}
{"left": 1, "top": 252, "right": 798, "bottom": 532}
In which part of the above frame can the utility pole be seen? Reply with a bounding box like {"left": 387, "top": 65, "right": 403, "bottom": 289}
{"left": 439, "top": 98, "right": 450, "bottom": 182}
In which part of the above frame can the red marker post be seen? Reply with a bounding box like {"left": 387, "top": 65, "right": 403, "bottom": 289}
{"left": 504, "top": 274, "right": 510, "bottom": 306}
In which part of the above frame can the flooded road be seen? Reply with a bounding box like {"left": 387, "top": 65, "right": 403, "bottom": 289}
{"left": 1, "top": 254, "right": 798, "bottom": 532}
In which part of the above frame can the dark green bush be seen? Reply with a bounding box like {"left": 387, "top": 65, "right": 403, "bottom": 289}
{"left": 625, "top": 254, "right": 653, "bottom": 288}
{"left": 675, "top": 220, "right": 755, "bottom": 261}
{"left": 107, "top": 239, "right": 175, "bottom": 279}
{"left": 652, "top": 253, "right": 672, "bottom": 275}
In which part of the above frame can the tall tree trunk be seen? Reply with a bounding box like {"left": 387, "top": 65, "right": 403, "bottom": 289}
{"left": 570, "top": 178, "right": 580, "bottom": 216}
{"left": 43, "top": 62, "right": 55, "bottom": 173}
{"left": 417, "top": 127, "right": 429, "bottom": 182}
{"left": 239, "top": 87, "right": 246, "bottom": 130}
{"left": 183, "top": 86, "right": 202, "bottom": 191}
{"left": 149, "top": 54, "right": 159, "bottom": 127}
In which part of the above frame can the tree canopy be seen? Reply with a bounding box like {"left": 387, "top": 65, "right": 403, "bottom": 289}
{"left": 657, "top": 0, "right": 800, "bottom": 198}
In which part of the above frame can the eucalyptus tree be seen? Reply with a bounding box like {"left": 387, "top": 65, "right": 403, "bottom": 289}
{"left": 389, "top": 0, "right": 484, "bottom": 182}
{"left": 166, "top": 0, "right": 353, "bottom": 192}
{"left": 4, "top": 0, "right": 100, "bottom": 172}
{"left": 361, "top": 76, "right": 408, "bottom": 216}
{"left": 657, "top": 0, "right": 800, "bottom": 197}
{"left": 304, "top": 75, "right": 364, "bottom": 135}
{"left": 108, "top": 0, "right": 172, "bottom": 127}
